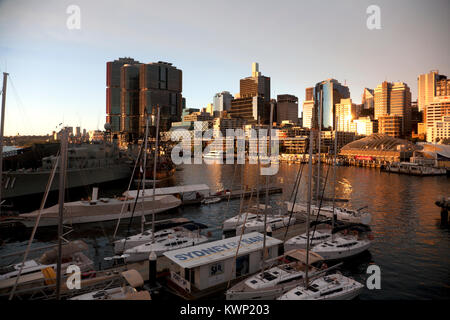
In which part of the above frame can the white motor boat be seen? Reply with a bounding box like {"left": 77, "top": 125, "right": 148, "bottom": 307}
{"left": 70, "top": 269, "right": 151, "bottom": 300}
{"left": 236, "top": 215, "right": 295, "bottom": 235}
{"left": 19, "top": 195, "right": 181, "bottom": 227}
{"left": 124, "top": 231, "right": 209, "bottom": 262}
{"left": 277, "top": 272, "right": 364, "bottom": 300}
{"left": 311, "top": 235, "right": 371, "bottom": 261}
{"left": 286, "top": 201, "right": 371, "bottom": 225}
{"left": 226, "top": 249, "right": 324, "bottom": 300}
{"left": 284, "top": 230, "right": 332, "bottom": 251}
{"left": 203, "top": 150, "right": 223, "bottom": 159}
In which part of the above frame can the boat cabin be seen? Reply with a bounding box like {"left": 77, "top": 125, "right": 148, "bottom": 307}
{"left": 163, "top": 232, "right": 283, "bottom": 292}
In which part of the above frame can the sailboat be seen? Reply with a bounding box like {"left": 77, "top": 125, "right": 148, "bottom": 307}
{"left": 70, "top": 269, "right": 151, "bottom": 300}
{"left": 277, "top": 273, "right": 364, "bottom": 300}
{"left": 277, "top": 93, "right": 364, "bottom": 300}
{"left": 222, "top": 204, "right": 271, "bottom": 231}
{"left": 113, "top": 222, "right": 208, "bottom": 254}
{"left": 226, "top": 249, "right": 325, "bottom": 300}
{"left": 236, "top": 214, "right": 295, "bottom": 235}
{"left": 285, "top": 201, "right": 371, "bottom": 225}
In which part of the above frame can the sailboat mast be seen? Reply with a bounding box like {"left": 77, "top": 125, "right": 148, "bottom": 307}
{"left": 316, "top": 91, "right": 322, "bottom": 207}
{"left": 140, "top": 114, "right": 150, "bottom": 234}
{"left": 332, "top": 114, "right": 338, "bottom": 240}
{"left": 151, "top": 105, "right": 160, "bottom": 244}
{"left": 56, "top": 128, "right": 68, "bottom": 300}
{"left": 0, "top": 72, "right": 8, "bottom": 213}
{"left": 262, "top": 102, "right": 274, "bottom": 273}
{"left": 305, "top": 123, "right": 314, "bottom": 287}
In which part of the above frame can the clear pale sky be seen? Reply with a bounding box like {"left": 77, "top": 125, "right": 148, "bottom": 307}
{"left": 0, "top": 0, "right": 449, "bottom": 136}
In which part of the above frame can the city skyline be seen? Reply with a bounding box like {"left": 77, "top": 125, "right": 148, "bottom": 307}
{"left": 1, "top": 0, "right": 449, "bottom": 136}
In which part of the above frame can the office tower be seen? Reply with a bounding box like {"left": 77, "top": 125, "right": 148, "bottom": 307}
{"left": 229, "top": 63, "right": 271, "bottom": 124}
{"left": 374, "top": 81, "right": 411, "bottom": 137}
{"left": 121, "top": 63, "right": 141, "bottom": 140}
{"left": 239, "top": 62, "right": 271, "bottom": 102}
{"left": 213, "top": 91, "right": 233, "bottom": 113}
{"left": 106, "top": 57, "right": 141, "bottom": 133}
{"left": 75, "top": 127, "right": 81, "bottom": 137}
{"left": 302, "top": 87, "right": 315, "bottom": 129}
{"left": 139, "top": 61, "right": 183, "bottom": 133}
{"left": 313, "top": 79, "right": 350, "bottom": 130}
{"left": 276, "top": 94, "right": 298, "bottom": 124}
{"left": 335, "top": 98, "right": 357, "bottom": 132}
{"left": 182, "top": 97, "right": 186, "bottom": 110}
{"left": 378, "top": 115, "right": 403, "bottom": 138}
{"left": 206, "top": 103, "right": 214, "bottom": 115}
{"left": 362, "top": 88, "right": 374, "bottom": 109}
{"left": 418, "top": 70, "right": 447, "bottom": 113}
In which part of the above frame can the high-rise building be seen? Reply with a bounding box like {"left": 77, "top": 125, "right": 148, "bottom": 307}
{"left": 418, "top": 70, "right": 448, "bottom": 113}
{"left": 239, "top": 62, "right": 271, "bottom": 102}
{"left": 302, "top": 87, "right": 315, "bottom": 129}
{"left": 353, "top": 117, "right": 378, "bottom": 136}
{"left": 213, "top": 91, "right": 233, "bottom": 113}
{"left": 139, "top": 61, "right": 183, "bottom": 134}
{"left": 335, "top": 98, "right": 357, "bottom": 132}
{"left": 106, "top": 58, "right": 183, "bottom": 142}
{"left": 362, "top": 88, "right": 374, "bottom": 110}
{"left": 276, "top": 94, "right": 298, "bottom": 124}
{"left": 425, "top": 97, "right": 450, "bottom": 134}
{"left": 229, "top": 63, "right": 271, "bottom": 124}
{"left": 374, "top": 81, "right": 411, "bottom": 137}
{"left": 106, "top": 57, "right": 141, "bottom": 133}
{"left": 313, "top": 79, "right": 350, "bottom": 130}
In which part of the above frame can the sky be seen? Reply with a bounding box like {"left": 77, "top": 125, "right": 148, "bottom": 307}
{"left": 0, "top": 0, "right": 449, "bottom": 136}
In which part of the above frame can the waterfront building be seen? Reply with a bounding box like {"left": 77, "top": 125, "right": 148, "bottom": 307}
{"left": 276, "top": 94, "right": 299, "bottom": 124}
{"left": 163, "top": 233, "right": 282, "bottom": 292}
{"left": 213, "top": 117, "right": 247, "bottom": 136}
{"left": 425, "top": 97, "right": 450, "bottom": 136}
{"left": 418, "top": 70, "right": 448, "bottom": 113}
{"left": 427, "top": 115, "right": 450, "bottom": 143}
{"left": 339, "top": 134, "right": 417, "bottom": 163}
{"left": 183, "top": 111, "right": 214, "bottom": 122}
{"left": 213, "top": 91, "right": 233, "bottom": 113}
{"left": 313, "top": 79, "right": 350, "bottom": 130}
{"left": 374, "top": 81, "right": 412, "bottom": 137}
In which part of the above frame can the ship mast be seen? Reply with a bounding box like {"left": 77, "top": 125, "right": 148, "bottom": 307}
{"left": 0, "top": 72, "right": 8, "bottom": 213}
{"left": 151, "top": 105, "right": 160, "bottom": 244}
{"left": 140, "top": 114, "right": 150, "bottom": 234}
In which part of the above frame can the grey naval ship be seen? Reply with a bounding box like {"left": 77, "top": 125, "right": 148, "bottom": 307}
{"left": 1, "top": 143, "right": 132, "bottom": 200}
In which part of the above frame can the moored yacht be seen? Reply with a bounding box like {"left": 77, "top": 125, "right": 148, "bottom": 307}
{"left": 236, "top": 215, "right": 295, "bottom": 235}
{"left": 123, "top": 229, "right": 209, "bottom": 262}
{"left": 226, "top": 249, "right": 324, "bottom": 300}
{"left": 18, "top": 194, "right": 181, "bottom": 227}
{"left": 311, "top": 235, "right": 371, "bottom": 261}
{"left": 277, "top": 272, "right": 364, "bottom": 300}
{"left": 284, "top": 230, "right": 332, "bottom": 251}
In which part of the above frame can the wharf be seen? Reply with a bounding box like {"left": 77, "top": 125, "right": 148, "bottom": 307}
{"left": 215, "top": 186, "right": 283, "bottom": 201}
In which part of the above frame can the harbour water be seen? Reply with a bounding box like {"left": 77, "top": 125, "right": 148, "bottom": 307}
{"left": 1, "top": 162, "right": 449, "bottom": 300}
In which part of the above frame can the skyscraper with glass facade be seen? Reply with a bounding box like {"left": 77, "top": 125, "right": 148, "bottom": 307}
{"left": 313, "top": 79, "right": 350, "bottom": 130}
